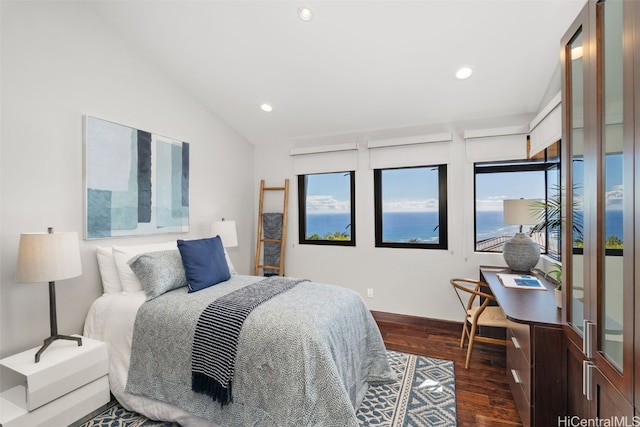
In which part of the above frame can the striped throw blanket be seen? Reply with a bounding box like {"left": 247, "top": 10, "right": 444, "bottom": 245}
{"left": 191, "top": 276, "right": 307, "bottom": 406}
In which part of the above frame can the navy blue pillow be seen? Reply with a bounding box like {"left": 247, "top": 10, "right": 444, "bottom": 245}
{"left": 177, "top": 236, "right": 231, "bottom": 292}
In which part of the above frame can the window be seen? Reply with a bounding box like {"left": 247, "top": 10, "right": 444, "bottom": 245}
{"left": 374, "top": 165, "right": 448, "bottom": 249}
{"left": 474, "top": 143, "right": 560, "bottom": 257}
{"left": 297, "top": 171, "right": 355, "bottom": 246}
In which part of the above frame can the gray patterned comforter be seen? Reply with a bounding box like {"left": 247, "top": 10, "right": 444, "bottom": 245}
{"left": 125, "top": 275, "right": 395, "bottom": 426}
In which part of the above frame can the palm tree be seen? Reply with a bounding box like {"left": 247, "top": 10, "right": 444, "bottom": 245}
{"left": 530, "top": 184, "right": 585, "bottom": 291}
{"left": 530, "top": 184, "right": 583, "bottom": 240}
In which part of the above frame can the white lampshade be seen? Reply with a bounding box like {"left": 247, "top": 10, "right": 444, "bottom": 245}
{"left": 16, "top": 231, "right": 82, "bottom": 283}
{"left": 503, "top": 199, "right": 540, "bottom": 226}
{"left": 211, "top": 219, "right": 238, "bottom": 248}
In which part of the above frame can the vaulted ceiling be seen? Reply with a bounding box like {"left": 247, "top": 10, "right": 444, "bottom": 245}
{"left": 89, "top": 0, "right": 586, "bottom": 146}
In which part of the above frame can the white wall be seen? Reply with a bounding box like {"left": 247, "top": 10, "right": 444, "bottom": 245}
{"left": 0, "top": 1, "right": 255, "bottom": 360}
{"left": 254, "top": 115, "right": 537, "bottom": 322}
{"left": 0, "top": 0, "right": 570, "bottom": 371}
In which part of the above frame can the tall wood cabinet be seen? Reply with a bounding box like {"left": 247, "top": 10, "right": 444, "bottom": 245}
{"left": 561, "top": 0, "right": 638, "bottom": 419}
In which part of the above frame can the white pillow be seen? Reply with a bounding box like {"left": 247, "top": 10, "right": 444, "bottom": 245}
{"left": 112, "top": 242, "right": 177, "bottom": 293}
{"left": 96, "top": 246, "right": 122, "bottom": 294}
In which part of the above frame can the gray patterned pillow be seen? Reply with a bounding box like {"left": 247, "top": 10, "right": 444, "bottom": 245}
{"left": 128, "top": 249, "right": 187, "bottom": 301}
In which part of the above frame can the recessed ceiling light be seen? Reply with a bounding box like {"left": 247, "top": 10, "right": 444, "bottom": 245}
{"left": 298, "top": 7, "right": 313, "bottom": 21}
{"left": 260, "top": 103, "right": 273, "bottom": 112}
{"left": 455, "top": 67, "right": 473, "bottom": 80}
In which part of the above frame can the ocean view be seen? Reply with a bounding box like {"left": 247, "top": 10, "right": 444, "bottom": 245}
{"left": 306, "top": 210, "right": 624, "bottom": 243}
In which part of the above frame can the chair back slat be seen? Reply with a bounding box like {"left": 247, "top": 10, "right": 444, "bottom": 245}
{"left": 450, "top": 277, "right": 507, "bottom": 369}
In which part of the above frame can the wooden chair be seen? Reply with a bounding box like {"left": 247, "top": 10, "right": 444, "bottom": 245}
{"left": 450, "top": 278, "right": 507, "bottom": 369}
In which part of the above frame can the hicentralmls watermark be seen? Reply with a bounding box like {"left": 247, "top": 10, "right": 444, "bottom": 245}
{"left": 558, "top": 416, "right": 640, "bottom": 427}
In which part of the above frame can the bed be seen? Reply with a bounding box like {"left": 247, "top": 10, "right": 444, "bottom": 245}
{"left": 84, "top": 238, "right": 395, "bottom": 426}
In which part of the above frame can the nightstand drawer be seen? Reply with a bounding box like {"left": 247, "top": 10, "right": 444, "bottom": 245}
{"left": 0, "top": 375, "right": 109, "bottom": 427}
{"left": 0, "top": 336, "right": 108, "bottom": 411}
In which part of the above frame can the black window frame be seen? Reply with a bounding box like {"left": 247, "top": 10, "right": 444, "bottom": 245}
{"left": 297, "top": 171, "right": 356, "bottom": 246}
{"left": 474, "top": 145, "right": 561, "bottom": 258}
{"left": 373, "top": 164, "right": 448, "bottom": 250}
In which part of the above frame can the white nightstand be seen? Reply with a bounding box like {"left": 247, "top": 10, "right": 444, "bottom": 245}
{"left": 0, "top": 335, "right": 110, "bottom": 427}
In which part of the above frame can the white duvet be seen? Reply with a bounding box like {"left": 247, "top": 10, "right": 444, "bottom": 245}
{"left": 84, "top": 291, "right": 218, "bottom": 426}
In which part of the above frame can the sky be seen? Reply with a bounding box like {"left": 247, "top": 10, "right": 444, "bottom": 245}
{"left": 305, "top": 172, "right": 351, "bottom": 213}
{"left": 304, "top": 154, "right": 624, "bottom": 214}
{"left": 475, "top": 170, "right": 546, "bottom": 212}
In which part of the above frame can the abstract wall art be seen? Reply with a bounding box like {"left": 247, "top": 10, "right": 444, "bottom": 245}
{"left": 84, "top": 116, "right": 189, "bottom": 239}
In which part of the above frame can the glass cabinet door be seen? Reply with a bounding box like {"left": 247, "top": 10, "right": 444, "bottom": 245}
{"left": 566, "top": 27, "right": 586, "bottom": 336}
{"left": 594, "top": 0, "right": 634, "bottom": 403}
{"left": 599, "top": 0, "right": 624, "bottom": 374}
{"left": 561, "top": 6, "right": 594, "bottom": 416}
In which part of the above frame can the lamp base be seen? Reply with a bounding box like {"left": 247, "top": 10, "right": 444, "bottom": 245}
{"left": 35, "top": 280, "right": 83, "bottom": 363}
{"left": 503, "top": 233, "right": 540, "bottom": 273}
{"left": 35, "top": 334, "right": 82, "bottom": 363}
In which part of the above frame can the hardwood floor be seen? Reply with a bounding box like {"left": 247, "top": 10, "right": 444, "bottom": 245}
{"left": 373, "top": 312, "right": 523, "bottom": 427}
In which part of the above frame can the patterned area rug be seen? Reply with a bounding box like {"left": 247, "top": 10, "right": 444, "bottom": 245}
{"left": 80, "top": 350, "right": 456, "bottom": 427}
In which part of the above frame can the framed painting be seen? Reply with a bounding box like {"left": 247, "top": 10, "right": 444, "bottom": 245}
{"left": 84, "top": 116, "right": 190, "bottom": 239}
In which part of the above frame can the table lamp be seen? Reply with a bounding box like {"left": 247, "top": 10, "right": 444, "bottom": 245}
{"left": 16, "top": 227, "right": 83, "bottom": 362}
{"left": 502, "top": 199, "right": 541, "bottom": 272}
{"left": 211, "top": 218, "right": 238, "bottom": 248}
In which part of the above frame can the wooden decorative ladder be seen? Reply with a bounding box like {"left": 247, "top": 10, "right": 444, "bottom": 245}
{"left": 253, "top": 179, "right": 289, "bottom": 276}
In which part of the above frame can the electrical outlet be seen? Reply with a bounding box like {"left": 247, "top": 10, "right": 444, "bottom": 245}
{"left": 367, "top": 288, "right": 374, "bottom": 298}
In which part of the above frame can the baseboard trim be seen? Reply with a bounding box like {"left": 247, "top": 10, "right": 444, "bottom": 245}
{"left": 371, "top": 310, "right": 462, "bottom": 335}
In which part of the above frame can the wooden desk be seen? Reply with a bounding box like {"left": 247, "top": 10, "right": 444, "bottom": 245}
{"left": 480, "top": 266, "right": 565, "bottom": 427}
